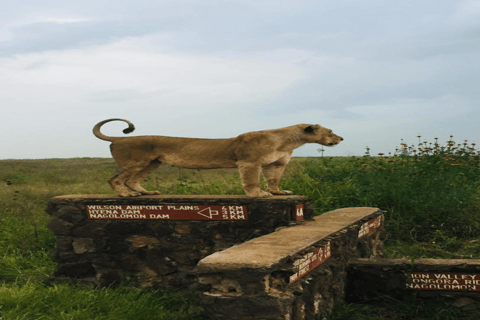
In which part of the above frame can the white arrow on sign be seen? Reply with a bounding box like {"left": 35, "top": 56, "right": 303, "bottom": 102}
{"left": 197, "top": 207, "right": 219, "bottom": 219}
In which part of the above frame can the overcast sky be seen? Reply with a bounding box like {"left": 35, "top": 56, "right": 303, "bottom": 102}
{"left": 1, "top": 0, "right": 479, "bottom": 159}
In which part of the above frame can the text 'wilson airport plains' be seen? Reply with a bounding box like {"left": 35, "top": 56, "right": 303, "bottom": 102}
{"left": 85, "top": 204, "right": 249, "bottom": 221}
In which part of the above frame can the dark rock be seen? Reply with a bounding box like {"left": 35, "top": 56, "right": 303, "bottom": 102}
{"left": 94, "top": 267, "right": 122, "bottom": 286}
{"left": 126, "top": 235, "right": 160, "bottom": 249}
{"left": 56, "top": 204, "right": 87, "bottom": 224}
{"left": 72, "top": 238, "right": 96, "bottom": 254}
{"left": 201, "top": 295, "right": 294, "bottom": 320}
{"left": 54, "top": 262, "right": 95, "bottom": 277}
{"left": 71, "top": 220, "right": 111, "bottom": 237}
{"left": 47, "top": 216, "right": 74, "bottom": 236}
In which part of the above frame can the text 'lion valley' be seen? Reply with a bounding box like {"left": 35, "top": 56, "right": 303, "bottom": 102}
{"left": 84, "top": 204, "right": 249, "bottom": 221}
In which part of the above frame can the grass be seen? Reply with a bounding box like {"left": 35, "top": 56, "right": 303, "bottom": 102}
{"left": 326, "top": 295, "right": 479, "bottom": 320}
{"left": 0, "top": 284, "right": 207, "bottom": 320}
{"left": 1, "top": 135, "right": 480, "bottom": 319}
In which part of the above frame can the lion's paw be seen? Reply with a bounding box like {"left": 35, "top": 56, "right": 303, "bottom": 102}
{"left": 141, "top": 191, "right": 161, "bottom": 195}
{"left": 118, "top": 192, "right": 142, "bottom": 197}
{"left": 247, "top": 190, "right": 273, "bottom": 198}
{"left": 271, "top": 190, "right": 293, "bottom": 195}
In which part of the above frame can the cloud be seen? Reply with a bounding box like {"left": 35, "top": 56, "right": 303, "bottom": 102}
{"left": 0, "top": 36, "right": 304, "bottom": 100}
{"left": 453, "top": 0, "right": 480, "bottom": 25}
{"left": 346, "top": 95, "right": 472, "bottom": 122}
{"left": 0, "top": 35, "right": 307, "bottom": 145}
{"left": 35, "top": 17, "right": 92, "bottom": 24}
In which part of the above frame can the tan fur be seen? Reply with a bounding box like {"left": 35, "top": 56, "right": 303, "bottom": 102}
{"left": 93, "top": 119, "right": 343, "bottom": 197}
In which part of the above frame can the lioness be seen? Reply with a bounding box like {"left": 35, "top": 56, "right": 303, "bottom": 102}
{"left": 93, "top": 119, "right": 343, "bottom": 197}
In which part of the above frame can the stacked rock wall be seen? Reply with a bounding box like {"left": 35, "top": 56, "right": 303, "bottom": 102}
{"left": 347, "top": 258, "right": 480, "bottom": 302}
{"left": 46, "top": 195, "right": 480, "bottom": 319}
{"left": 196, "top": 207, "right": 386, "bottom": 320}
{"left": 45, "top": 195, "right": 312, "bottom": 288}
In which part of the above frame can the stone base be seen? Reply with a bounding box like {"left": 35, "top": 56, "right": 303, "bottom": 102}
{"left": 196, "top": 207, "right": 385, "bottom": 320}
{"left": 45, "top": 195, "right": 312, "bottom": 288}
{"left": 347, "top": 258, "right": 480, "bottom": 302}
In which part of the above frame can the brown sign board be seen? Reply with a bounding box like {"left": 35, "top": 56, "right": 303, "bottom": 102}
{"left": 292, "top": 204, "right": 304, "bottom": 221}
{"left": 406, "top": 272, "right": 480, "bottom": 292}
{"left": 290, "top": 242, "right": 331, "bottom": 283}
{"left": 85, "top": 204, "right": 249, "bottom": 221}
{"left": 358, "top": 214, "right": 383, "bottom": 238}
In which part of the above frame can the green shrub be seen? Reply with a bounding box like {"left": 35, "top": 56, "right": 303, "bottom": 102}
{"left": 297, "top": 136, "right": 480, "bottom": 242}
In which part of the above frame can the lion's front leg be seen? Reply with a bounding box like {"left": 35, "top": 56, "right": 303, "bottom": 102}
{"left": 237, "top": 163, "right": 272, "bottom": 197}
{"left": 262, "top": 156, "right": 293, "bottom": 195}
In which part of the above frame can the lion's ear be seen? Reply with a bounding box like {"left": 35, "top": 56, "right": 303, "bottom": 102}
{"left": 304, "top": 126, "right": 315, "bottom": 133}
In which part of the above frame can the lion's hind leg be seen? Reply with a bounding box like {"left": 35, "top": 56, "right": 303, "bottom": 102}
{"left": 109, "top": 161, "right": 159, "bottom": 197}
{"left": 109, "top": 167, "right": 142, "bottom": 197}
{"left": 125, "top": 160, "right": 162, "bottom": 195}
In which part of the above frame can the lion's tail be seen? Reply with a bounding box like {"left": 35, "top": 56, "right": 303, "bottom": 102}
{"left": 92, "top": 118, "right": 135, "bottom": 142}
